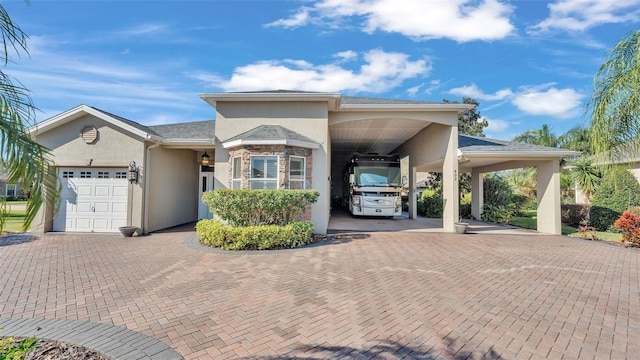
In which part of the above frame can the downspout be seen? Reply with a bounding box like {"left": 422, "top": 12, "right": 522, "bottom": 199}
{"left": 142, "top": 138, "right": 162, "bottom": 234}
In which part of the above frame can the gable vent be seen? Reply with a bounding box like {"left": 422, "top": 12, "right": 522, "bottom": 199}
{"left": 80, "top": 125, "right": 98, "bottom": 144}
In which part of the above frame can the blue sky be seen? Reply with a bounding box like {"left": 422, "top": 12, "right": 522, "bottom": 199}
{"left": 3, "top": 0, "right": 640, "bottom": 140}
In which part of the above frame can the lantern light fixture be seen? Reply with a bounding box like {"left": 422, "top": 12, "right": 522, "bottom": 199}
{"left": 201, "top": 152, "right": 211, "bottom": 166}
{"left": 127, "top": 161, "right": 138, "bottom": 184}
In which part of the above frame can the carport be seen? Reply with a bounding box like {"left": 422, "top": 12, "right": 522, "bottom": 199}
{"left": 329, "top": 97, "right": 578, "bottom": 235}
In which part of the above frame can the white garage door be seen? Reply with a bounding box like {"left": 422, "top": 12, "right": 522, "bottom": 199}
{"left": 53, "top": 168, "right": 129, "bottom": 232}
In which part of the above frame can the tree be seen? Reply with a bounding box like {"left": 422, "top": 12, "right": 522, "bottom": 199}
{"left": 443, "top": 98, "right": 487, "bottom": 136}
{"left": 570, "top": 158, "right": 601, "bottom": 202}
{"left": 0, "top": 4, "right": 58, "bottom": 232}
{"left": 559, "top": 125, "right": 592, "bottom": 156}
{"left": 587, "top": 29, "right": 640, "bottom": 160}
{"left": 512, "top": 124, "right": 559, "bottom": 147}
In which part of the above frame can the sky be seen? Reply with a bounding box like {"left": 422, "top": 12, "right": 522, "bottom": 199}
{"left": 3, "top": 0, "right": 640, "bottom": 140}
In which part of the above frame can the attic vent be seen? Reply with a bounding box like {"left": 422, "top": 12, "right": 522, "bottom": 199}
{"left": 80, "top": 125, "right": 98, "bottom": 144}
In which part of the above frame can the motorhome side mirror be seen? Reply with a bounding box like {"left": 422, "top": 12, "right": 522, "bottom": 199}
{"left": 402, "top": 175, "right": 407, "bottom": 185}
{"left": 349, "top": 174, "right": 355, "bottom": 185}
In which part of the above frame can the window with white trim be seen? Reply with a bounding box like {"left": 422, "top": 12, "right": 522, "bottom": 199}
{"left": 250, "top": 155, "right": 278, "bottom": 189}
{"left": 289, "top": 156, "right": 305, "bottom": 189}
{"left": 5, "top": 184, "right": 16, "bottom": 198}
{"left": 231, "top": 156, "right": 242, "bottom": 189}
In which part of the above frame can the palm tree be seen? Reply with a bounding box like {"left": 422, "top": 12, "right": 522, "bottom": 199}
{"left": 513, "top": 124, "right": 559, "bottom": 147}
{"left": 570, "top": 158, "right": 601, "bottom": 203}
{"left": 559, "top": 125, "right": 591, "bottom": 156}
{"left": 587, "top": 29, "right": 640, "bottom": 160}
{"left": 0, "top": 4, "right": 58, "bottom": 231}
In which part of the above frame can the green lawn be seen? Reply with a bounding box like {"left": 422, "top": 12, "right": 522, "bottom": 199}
{"left": 511, "top": 210, "right": 623, "bottom": 242}
{"left": 511, "top": 210, "right": 577, "bottom": 235}
{"left": 3, "top": 201, "right": 27, "bottom": 233}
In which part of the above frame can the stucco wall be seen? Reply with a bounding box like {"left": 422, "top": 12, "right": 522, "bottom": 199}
{"left": 32, "top": 114, "right": 146, "bottom": 232}
{"left": 146, "top": 147, "right": 198, "bottom": 232}
{"left": 214, "top": 101, "right": 330, "bottom": 233}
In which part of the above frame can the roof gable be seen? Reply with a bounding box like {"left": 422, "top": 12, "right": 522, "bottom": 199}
{"left": 30, "top": 105, "right": 161, "bottom": 141}
{"left": 222, "top": 125, "right": 319, "bottom": 149}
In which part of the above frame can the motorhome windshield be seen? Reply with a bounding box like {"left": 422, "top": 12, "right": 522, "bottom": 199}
{"left": 354, "top": 165, "right": 401, "bottom": 187}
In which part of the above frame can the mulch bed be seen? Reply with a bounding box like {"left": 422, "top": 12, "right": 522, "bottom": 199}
{"left": 2, "top": 338, "right": 111, "bottom": 360}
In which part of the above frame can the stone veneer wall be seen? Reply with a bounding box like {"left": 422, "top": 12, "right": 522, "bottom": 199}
{"left": 227, "top": 145, "right": 314, "bottom": 220}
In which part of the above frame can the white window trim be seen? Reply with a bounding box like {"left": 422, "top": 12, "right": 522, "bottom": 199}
{"left": 289, "top": 156, "right": 306, "bottom": 189}
{"left": 249, "top": 155, "right": 279, "bottom": 189}
{"left": 5, "top": 184, "right": 16, "bottom": 197}
{"left": 231, "top": 156, "right": 242, "bottom": 189}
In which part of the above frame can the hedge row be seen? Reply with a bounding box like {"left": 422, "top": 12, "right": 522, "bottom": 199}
{"left": 196, "top": 219, "right": 314, "bottom": 251}
{"left": 203, "top": 189, "right": 319, "bottom": 227}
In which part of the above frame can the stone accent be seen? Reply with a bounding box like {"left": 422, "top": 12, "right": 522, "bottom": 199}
{"left": 227, "top": 145, "right": 314, "bottom": 219}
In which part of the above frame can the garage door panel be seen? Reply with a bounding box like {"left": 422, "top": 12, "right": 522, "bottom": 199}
{"left": 54, "top": 168, "right": 128, "bottom": 233}
{"left": 112, "top": 202, "right": 127, "bottom": 213}
{"left": 95, "top": 186, "right": 111, "bottom": 196}
{"left": 77, "top": 185, "right": 92, "bottom": 196}
{"left": 76, "top": 202, "right": 93, "bottom": 212}
{"left": 113, "top": 186, "right": 128, "bottom": 196}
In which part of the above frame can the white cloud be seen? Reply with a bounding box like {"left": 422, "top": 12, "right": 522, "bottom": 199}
{"left": 485, "top": 117, "right": 510, "bottom": 132}
{"left": 530, "top": 0, "right": 640, "bottom": 33}
{"left": 265, "top": 8, "right": 312, "bottom": 28}
{"left": 119, "top": 23, "right": 169, "bottom": 36}
{"left": 198, "top": 49, "right": 431, "bottom": 93}
{"left": 511, "top": 87, "right": 584, "bottom": 118}
{"left": 449, "top": 84, "right": 513, "bottom": 101}
{"left": 267, "top": 0, "right": 515, "bottom": 42}
{"left": 334, "top": 50, "right": 358, "bottom": 62}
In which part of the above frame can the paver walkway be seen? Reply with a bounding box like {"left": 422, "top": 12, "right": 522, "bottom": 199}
{"left": 1, "top": 227, "right": 639, "bottom": 359}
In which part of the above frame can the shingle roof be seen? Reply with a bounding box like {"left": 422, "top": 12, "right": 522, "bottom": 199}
{"left": 149, "top": 120, "right": 214, "bottom": 139}
{"left": 340, "top": 96, "right": 441, "bottom": 105}
{"left": 459, "top": 135, "right": 578, "bottom": 154}
{"left": 89, "top": 106, "right": 161, "bottom": 137}
{"left": 224, "top": 125, "right": 317, "bottom": 144}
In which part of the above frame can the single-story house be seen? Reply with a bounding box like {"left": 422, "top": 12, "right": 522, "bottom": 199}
{"left": 29, "top": 91, "right": 578, "bottom": 235}
{"left": 0, "top": 170, "right": 22, "bottom": 200}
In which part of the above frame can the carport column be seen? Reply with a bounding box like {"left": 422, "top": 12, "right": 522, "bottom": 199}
{"left": 536, "top": 160, "right": 561, "bottom": 235}
{"left": 409, "top": 163, "right": 417, "bottom": 219}
{"left": 442, "top": 125, "right": 459, "bottom": 232}
{"left": 471, "top": 170, "right": 483, "bottom": 220}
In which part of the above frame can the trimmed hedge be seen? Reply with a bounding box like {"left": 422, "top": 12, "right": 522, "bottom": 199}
{"left": 203, "top": 189, "right": 319, "bottom": 227}
{"left": 196, "top": 219, "right": 314, "bottom": 250}
{"left": 561, "top": 204, "right": 589, "bottom": 227}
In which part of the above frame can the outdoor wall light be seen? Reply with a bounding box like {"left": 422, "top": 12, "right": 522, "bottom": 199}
{"left": 127, "top": 161, "right": 139, "bottom": 184}
{"left": 201, "top": 152, "right": 211, "bottom": 166}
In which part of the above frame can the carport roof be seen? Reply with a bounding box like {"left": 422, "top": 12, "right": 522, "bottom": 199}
{"left": 459, "top": 135, "right": 579, "bottom": 157}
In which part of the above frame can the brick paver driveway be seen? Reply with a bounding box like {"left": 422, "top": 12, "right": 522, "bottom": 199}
{"left": 1, "top": 227, "right": 639, "bottom": 359}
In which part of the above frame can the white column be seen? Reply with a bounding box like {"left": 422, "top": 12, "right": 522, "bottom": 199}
{"left": 408, "top": 158, "right": 417, "bottom": 219}
{"left": 442, "top": 126, "right": 459, "bottom": 232}
{"left": 471, "top": 170, "right": 483, "bottom": 220}
{"left": 537, "top": 160, "right": 561, "bottom": 235}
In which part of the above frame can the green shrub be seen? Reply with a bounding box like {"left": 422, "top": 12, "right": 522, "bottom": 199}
{"left": 418, "top": 188, "right": 443, "bottom": 218}
{"left": 483, "top": 174, "right": 513, "bottom": 208}
{"left": 481, "top": 203, "right": 515, "bottom": 224}
{"left": 561, "top": 204, "right": 589, "bottom": 227}
{"left": 0, "top": 333, "right": 38, "bottom": 359}
{"left": 589, "top": 168, "right": 640, "bottom": 231}
{"left": 196, "top": 219, "right": 314, "bottom": 250}
{"left": 203, "top": 189, "right": 319, "bottom": 227}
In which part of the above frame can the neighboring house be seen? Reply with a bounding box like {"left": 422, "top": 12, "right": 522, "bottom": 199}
{"left": 0, "top": 170, "right": 22, "bottom": 199}
{"left": 29, "top": 91, "right": 578, "bottom": 235}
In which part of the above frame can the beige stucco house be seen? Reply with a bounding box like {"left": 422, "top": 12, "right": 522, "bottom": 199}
{"left": 29, "top": 91, "right": 577, "bottom": 235}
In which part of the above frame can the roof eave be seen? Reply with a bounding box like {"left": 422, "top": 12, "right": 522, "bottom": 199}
{"left": 222, "top": 139, "right": 320, "bottom": 149}
{"left": 337, "top": 103, "right": 475, "bottom": 114}
{"left": 460, "top": 150, "right": 581, "bottom": 158}
{"left": 29, "top": 104, "right": 151, "bottom": 140}
{"left": 199, "top": 92, "right": 342, "bottom": 110}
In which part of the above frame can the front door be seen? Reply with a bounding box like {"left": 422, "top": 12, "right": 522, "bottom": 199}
{"left": 198, "top": 172, "right": 214, "bottom": 219}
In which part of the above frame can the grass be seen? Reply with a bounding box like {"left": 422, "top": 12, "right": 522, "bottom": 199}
{"left": 2, "top": 201, "right": 27, "bottom": 233}
{"left": 511, "top": 209, "right": 623, "bottom": 242}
